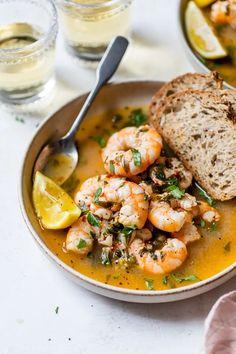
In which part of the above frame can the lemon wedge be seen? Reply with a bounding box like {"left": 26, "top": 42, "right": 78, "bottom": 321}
{"left": 33, "top": 171, "right": 81, "bottom": 229}
{"left": 194, "top": 0, "right": 215, "bottom": 8}
{"left": 185, "top": 1, "right": 227, "bottom": 59}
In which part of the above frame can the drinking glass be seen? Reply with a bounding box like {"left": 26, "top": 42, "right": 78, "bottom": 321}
{"left": 0, "top": 0, "right": 58, "bottom": 105}
{"left": 56, "top": 0, "right": 133, "bottom": 62}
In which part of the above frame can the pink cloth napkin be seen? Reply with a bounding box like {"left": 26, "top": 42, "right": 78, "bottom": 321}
{"left": 204, "top": 291, "right": 236, "bottom": 354}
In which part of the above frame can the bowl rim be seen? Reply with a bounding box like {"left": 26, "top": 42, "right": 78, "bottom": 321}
{"left": 177, "top": 0, "right": 236, "bottom": 91}
{"left": 19, "top": 80, "right": 236, "bottom": 297}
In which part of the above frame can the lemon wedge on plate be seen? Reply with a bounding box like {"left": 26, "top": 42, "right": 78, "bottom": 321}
{"left": 194, "top": 0, "right": 215, "bottom": 8}
{"left": 33, "top": 171, "right": 81, "bottom": 229}
{"left": 185, "top": 1, "right": 227, "bottom": 59}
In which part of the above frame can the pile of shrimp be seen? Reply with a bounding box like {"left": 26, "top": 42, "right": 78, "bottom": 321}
{"left": 66, "top": 124, "right": 221, "bottom": 275}
{"left": 211, "top": 0, "right": 236, "bottom": 30}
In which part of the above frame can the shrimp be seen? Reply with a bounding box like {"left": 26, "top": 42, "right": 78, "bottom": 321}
{"left": 75, "top": 175, "right": 149, "bottom": 229}
{"left": 211, "top": 0, "right": 236, "bottom": 29}
{"left": 148, "top": 200, "right": 187, "bottom": 232}
{"left": 102, "top": 125, "right": 162, "bottom": 177}
{"left": 198, "top": 201, "right": 220, "bottom": 223}
{"left": 172, "top": 222, "right": 201, "bottom": 245}
{"left": 66, "top": 216, "right": 94, "bottom": 256}
{"left": 170, "top": 193, "right": 197, "bottom": 211}
{"left": 129, "top": 237, "right": 187, "bottom": 274}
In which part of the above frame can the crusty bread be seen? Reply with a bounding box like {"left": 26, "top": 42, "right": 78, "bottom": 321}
{"left": 150, "top": 89, "right": 236, "bottom": 201}
{"left": 150, "top": 72, "right": 223, "bottom": 118}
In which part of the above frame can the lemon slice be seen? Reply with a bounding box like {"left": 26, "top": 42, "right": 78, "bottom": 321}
{"left": 185, "top": 1, "right": 227, "bottom": 59}
{"left": 194, "top": 0, "right": 215, "bottom": 8}
{"left": 33, "top": 171, "right": 81, "bottom": 229}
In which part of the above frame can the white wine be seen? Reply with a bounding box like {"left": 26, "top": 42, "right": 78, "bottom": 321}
{"left": 0, "top": 22, "right": 55, "bottom": 101}
{"left": 57, "top": 0, "right": 132, "bottom": 61}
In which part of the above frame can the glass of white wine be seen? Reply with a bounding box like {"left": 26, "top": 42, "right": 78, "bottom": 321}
{"left": 0, "top": 0, "right": 58, "bottom": 105}
{"left": 56, "top": 0, "right": 133, "bottom": 62}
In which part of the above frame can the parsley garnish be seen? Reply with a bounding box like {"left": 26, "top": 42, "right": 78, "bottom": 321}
{"left": 93, "top": 135, "right": 106, "bottom": 148}
{"left": 127, "top": 109, "right": 147, "bottom": 126}
{"left": 171, "top": 273, "right": 200, "bottom": 283}
{"left": 109, "top": 161, "right": 115, "bottom": 174}
{"left": 122, "top": 226, "right": 136, "bottom": 236}
{"left": 101, "top": 249, "right": 111, "bottom": 266}
{"left": 199, "top": 218, "right": 206, "bottom": 228}
{"left": 209, "top": 222, "right": 218, "bottom": 232}
{"left": 94, "top": 187, "right": 102, "bottom": 204}
{"left": 154, "top": 164, "right": 165, "bottom": 180}
{"left": 77, "top": 239, "right": 87, "bottom": 249}
{"left": 196, "top": 183, "right": 216, "bottom": 206}
{"left": 165, "top": 185, "right": 185, "bottom": 199}
{"left": 224, "top": 241, "right": 231, "bottom": 252}
{"left": 87, "top": 212, "right": 101, "bottom": 227}
{"left": 162, "top": 275, "right": 168, "bottom": 285}
{"left": 132, "top": 148, "right": 141, "bottom": 166}
{"left": 144, "top": 278, "right": 154, "bottom": 290}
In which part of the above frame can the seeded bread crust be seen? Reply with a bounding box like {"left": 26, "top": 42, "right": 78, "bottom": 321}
{"left": 150, "top": 89, "right": 236, "bottom": 201}
{"left": 149, "top": 72, "right": 223, "bottom": 119}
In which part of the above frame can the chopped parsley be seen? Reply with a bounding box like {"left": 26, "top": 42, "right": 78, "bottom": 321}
{"left": 94, "top": 187, "right": 102, "bottom": 204}
{"left": 87, "top": 212, "right": 101, "bottom": 227}
{"left": 196, "top": 183, "right": 216, "bottom": 206}
{"left": 122, "top": 226, "right": 136, "bottom": 236}
{"left": 209, "top": 222, "right": 218, "bottom": 232}
{"left": 77, "top": 239, "right": 87, "bottom": 249}
{"left": 165, "top": 185, "right": 185, "bottom": 199}
{"left": 93, "top": 135, "right": 106, "bottom": 148}
{"left": 109, "top": 161, "right": 115, "bottom": 174}
{"left": 132, "top": 148, "right": 141, "bottom": 166}
{"left": 154, "top": 164, "right": 165, "bottom": 180}
{"left": 224, "top": 242, "right": 231, "bottom": 252}
{"left": 144, "top": 278, "right": 154, "bottom": 290}
{"left": 171, "top": 273, "right": 200, "bottom": 283}
{"left": 101, "top": 249, "right": 111, "bottom": 266}
{"left": 162, "top": 275, "right": 168, "bottom": 285}
{"left": 199, "top": 218, "right": 206, "bottom": 228}
{"left": 127, "top": 109, "right": 147, "bottom": 127}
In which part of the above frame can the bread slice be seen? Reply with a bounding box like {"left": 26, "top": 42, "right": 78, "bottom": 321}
{"left": 150, "top": 72, "right": 223, "bottom": 118}
{"left": 150, "top": 89, "right": 236, "bottom": 201}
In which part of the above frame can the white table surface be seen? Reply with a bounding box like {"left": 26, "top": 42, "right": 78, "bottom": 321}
{"left": 1, "top": 1, "right": 235, "bottom": 353}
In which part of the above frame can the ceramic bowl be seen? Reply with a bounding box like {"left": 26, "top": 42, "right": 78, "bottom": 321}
{"left": 178, "top": 0, "right": 235, "bottom": 91}
{"left": 19, "top": 81, "right": 236, "bottom": 303}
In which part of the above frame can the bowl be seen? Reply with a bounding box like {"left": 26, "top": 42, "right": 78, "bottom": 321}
{"left": 19, "top": 81, "right": 236, "bottom": 303}
{"left": 178, "top": 0, "right": 236, "bottom": 91}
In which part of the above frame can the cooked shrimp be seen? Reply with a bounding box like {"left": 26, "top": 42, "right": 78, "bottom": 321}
{"left": 198, "top": 201, "right": 221, "bottom": 223}
{"left": 172, "top": 222, "right": 201, "bottom": 245}
{"left": 135, "top": 228, "right": 152, "bottom": 241}
{"left": 170, "top": 193, "right": 197, "bottom": 211}
{"left": 66, "top": 216, "right": 94, "bottom": 256}
{"left": 129, "top": 237, "right": 187, "bottom": 274}
{"left": 75, "top": 175, "right": 149, "bottom": 229}
{"left": 211, "top": 0, "right": 236, "bottom": 29}
{"left": 148, "top": 200, "right": 187, "bottom": 232}
{"left": 102, "top": 125, "right": 162, "bottom": 177}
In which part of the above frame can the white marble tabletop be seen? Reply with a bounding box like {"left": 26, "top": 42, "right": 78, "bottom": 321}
{"left": 1, "top": 0, "right": 235, "bottom": 353}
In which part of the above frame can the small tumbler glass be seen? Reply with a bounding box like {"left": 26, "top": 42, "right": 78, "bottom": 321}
{"left": 56, "top": 0, "right": 133, "bottom": 62}
{"left": 0, "top": 0, "right": 58, "bottom": 105}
